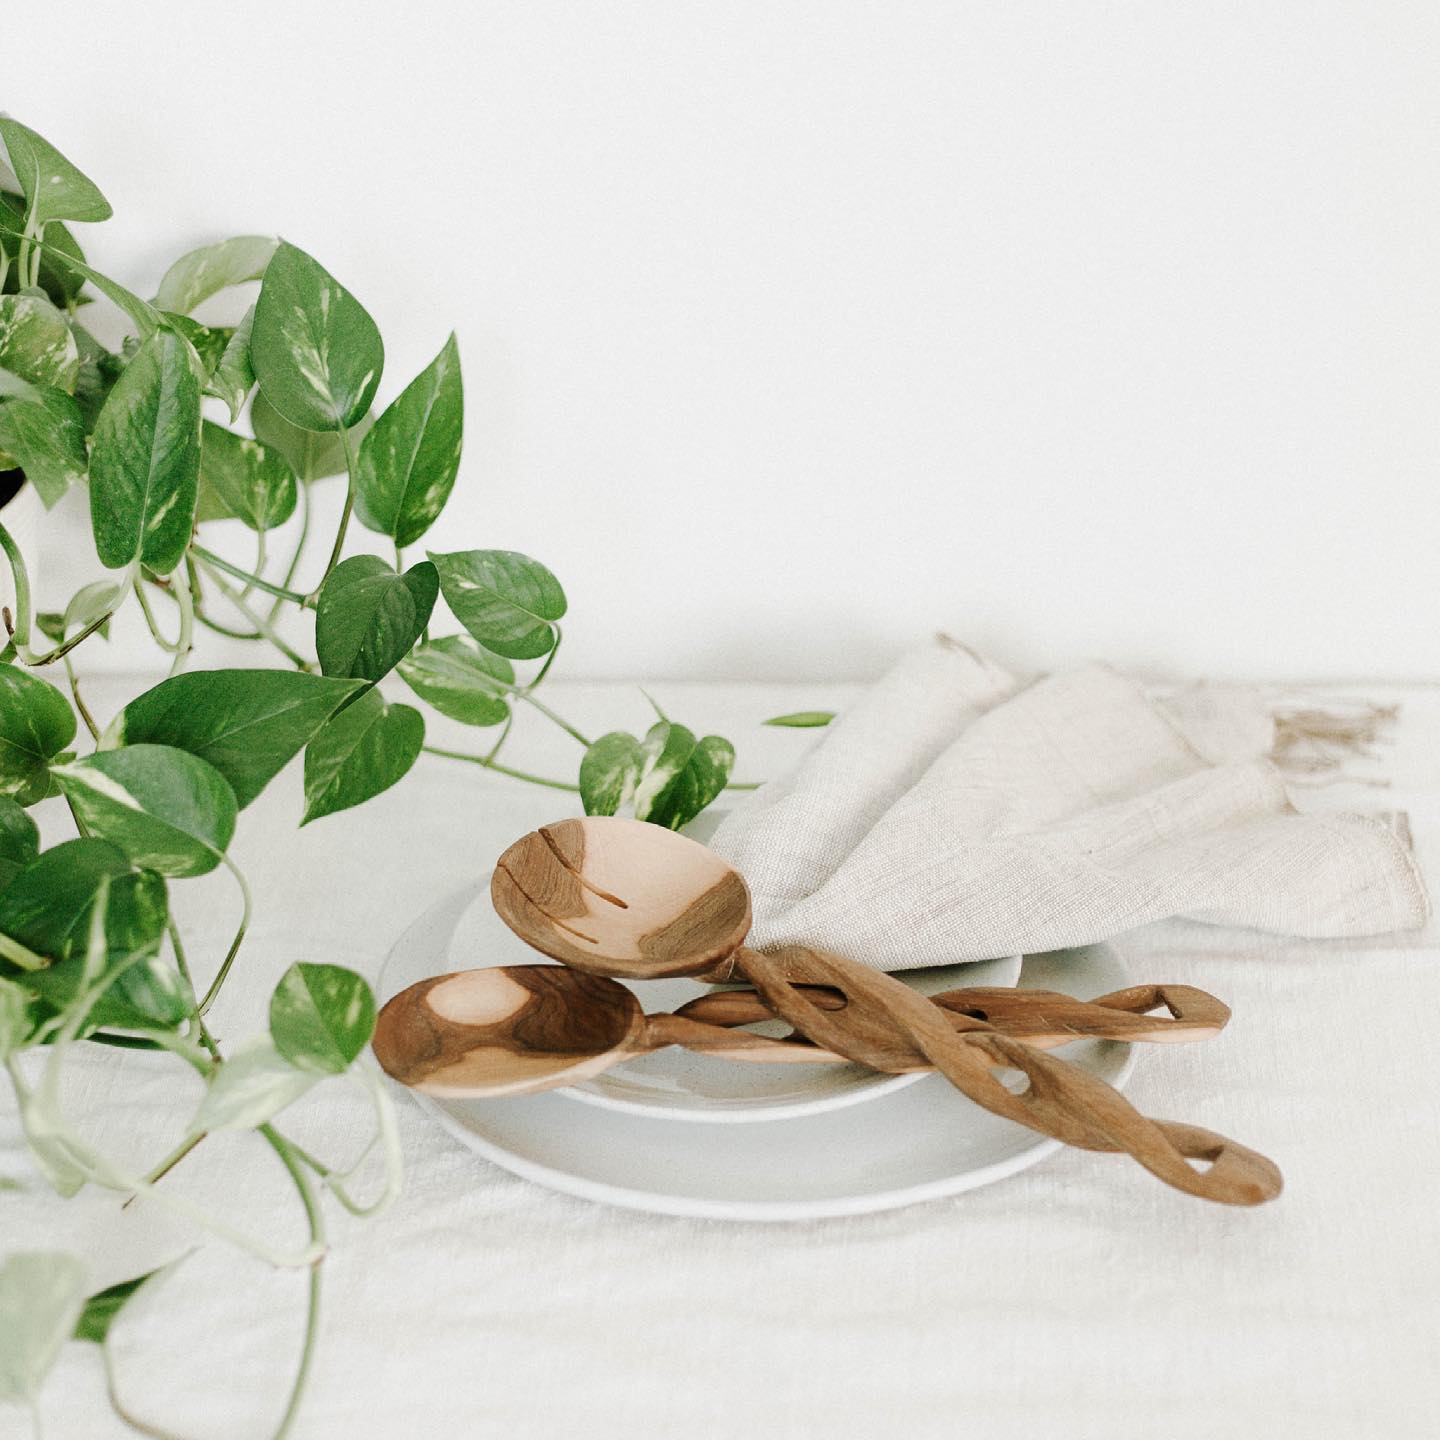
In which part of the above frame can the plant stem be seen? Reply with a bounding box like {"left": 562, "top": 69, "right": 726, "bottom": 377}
{"left": 514, "top": 689, "right": 590, "bottom": 746}
{"left": 320, "top": 423, "right": 359, "bottom": 580}
{"left": 195, "top": 559, "right": 311, "bottom": 670}
{"left": 0, "top": 931, "right": 50, "bottom": 971}
{"left": 63, "top": 658, "right": 101, "bottom": 742}
{"left": 526, "top": 626, "right": 563, "bottom": 693}
{"left": 197, "top": 854, "right": 253, "bottom": 1016}
{"left": 167, "top": 921, "right": 221, "bottom": 1060}
{"left": 103, "top": 1346, "right": 189, "bottom": 1440}
{"left": 269, "top": 476, "right": 313, "bottom": 623}
{"left": 191, "top": 544, "right": 308, "bottom": 606}
{"left": 22, "top": 609, "right": 118, "bottom": 667}
{"left": 421, "top": 744, "right": 580, "bottom": 792}
{"left": 0, "top": 519, "right": 33, "bottom": 647}
{"left": 238, "top": 528, "right": 267, "bottom": 604}
{"left": 133, "top": 579, "right": 183, "bottom": 653}
{"left": 260, "top": 1126, "right": 325, "bottom": 1440}
{"left": 139, "top": 1131, "right": 207, "bottom": 1187}
{"left": 167, "top": 563, "right": 194, "bottom": 677}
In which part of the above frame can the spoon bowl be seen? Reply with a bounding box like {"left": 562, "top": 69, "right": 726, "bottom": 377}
{"left": 492, "top": 817, "right": 751, "bottom": 979}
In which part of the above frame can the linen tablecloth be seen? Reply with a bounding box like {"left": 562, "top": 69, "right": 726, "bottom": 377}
{"left": 4, "top": 677, "right": 1438, "bottom": 1440}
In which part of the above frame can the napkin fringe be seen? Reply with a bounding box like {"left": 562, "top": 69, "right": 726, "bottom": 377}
{"left": 1270, "top": 699, "right": 1399, "bottom": 783}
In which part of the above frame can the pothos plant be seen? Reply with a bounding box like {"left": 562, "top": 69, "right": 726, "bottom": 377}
{"left": 0, "top": 117, "right": 835, "bottom": 1437}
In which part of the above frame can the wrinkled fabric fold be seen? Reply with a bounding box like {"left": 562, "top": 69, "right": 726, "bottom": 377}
{"left": 709, "top": 641, "right": 1429, "bottom": 970}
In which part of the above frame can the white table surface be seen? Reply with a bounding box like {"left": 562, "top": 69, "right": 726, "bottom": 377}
{"left": 5, "top": 677, "right": 1439, "bottom": 1440}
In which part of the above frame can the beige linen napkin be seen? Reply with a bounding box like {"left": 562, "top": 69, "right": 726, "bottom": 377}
{"left": 709, "top": 638, "right": 1429, "bottom": 970}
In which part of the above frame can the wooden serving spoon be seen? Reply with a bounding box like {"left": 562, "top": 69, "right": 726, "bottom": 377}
{"left": 487, "top": 817, "right": 1282, "bottom": 1206}
{"left": 373, "top": 967, "right": 1232, "bottom": 1095}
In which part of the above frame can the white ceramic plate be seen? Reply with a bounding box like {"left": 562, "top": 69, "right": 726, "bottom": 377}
{"left": 380, "top": 914, "right": 1135, "bottom": 1220}
{"left": 402, "top": 879, "right": 1022, "bottom": 1123}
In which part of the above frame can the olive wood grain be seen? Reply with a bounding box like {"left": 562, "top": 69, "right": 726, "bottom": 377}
{"left": 374, "top": 965, "right": 1237, "bottom": 1098}
{"left": 479, "top": 816, "right": 1281, "bottom": 1205}
{"left": 733, "top": 945, "right": 1281, "bottom": 1206}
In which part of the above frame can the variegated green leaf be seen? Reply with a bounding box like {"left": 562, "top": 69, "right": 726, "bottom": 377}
{"left": 0, "top": 118, "right": 110, "bottom": 225}
{"left": 632, "top": 721, "right": 698, "bottom": 822}
{"left": 0, "top": 797, "right": 39, "bottom": 891}
{"left": 354, "top": 332, "right": 462, "bottom": 547}
{"left": 207, "top": 305, "right": 254, "bottom": 421}
{"left": 249, "top": 390, "right": 370, "bottom": 481}
{"left": 647, "top": 734, "right": 735, "bottom": 831}
{"left": 270, "top": 962, "right": 376, "bottom": 1074}
{"left": 104, "top": 669, "right": 362, "bottom": 809}
{"left": 579, "top": 732, "right": 645, "bottom": 816}
{"left": 0, "top": 384, "right": 87, "bottom": 506}
{"left": 396, "top": 635, "right": 512, "bottom": 727}
{"left": 192, "top": 1037, "right": 315, "bottom": 1132}
{"left": 75, "top": 1261, "right": 179, "bottom": 1346}
{"left": 198, "top": 421, "right": 296, "bottom": 531}
{"left": 315, "top": 555, "right": 438, "bottom": 683}
{"left": 152, "top": 235, "right": 277, "bottom": 315}
{"left": 251, "top": 241, "right": 382, "bottom": 431}
{"left": 89, "top": 329, "right": 201, "bottom": 575}
{"left": 0, "top": 1251, "right": 88, "bottom": 1404}
{"left": 429, "top": 549, "right": 566, "bottom": 660}
{"left": 50, "top": 745, "right": 237, "bottom": 877}
{"left": 302, "top": 690, "right": 423, "bottom": 825}
{"left": 0, "top": 293, "right": 79, "bottom": 392}
{"left": 0, "top": 668, "right": 76, "bottom": 805}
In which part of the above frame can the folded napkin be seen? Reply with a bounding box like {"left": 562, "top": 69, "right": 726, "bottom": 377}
{"left": 709, "top": 638, "right": 1429, "bottom": 970}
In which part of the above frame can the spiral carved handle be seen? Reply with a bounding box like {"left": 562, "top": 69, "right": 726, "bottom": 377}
{"left": 734, "top": 946, "right": 1282, "bottom": 1207}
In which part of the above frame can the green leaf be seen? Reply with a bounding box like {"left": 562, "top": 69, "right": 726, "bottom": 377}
{"left": 0, "top": 975, "right": 34, "bottom": 1058}
{"left": 74, "top": 1261, "right": 177, "bottom": 1345}
{"left": 0, "top": 667, "right": 76, "bottom": 805}
{"left": 0, "top": 193, "right": 87, "bottom": 308}
{"left": 50, "top": 745, "right": 237, "bottom": 878}
{"left": 396, "top": 635, "right": 512, "bottom": 727}
{"left": 251, "top": 241, "right": 383, "bottom": 431}
{"left": 152, "top": 235, "right": 277, "bottom": 315}
{"left": 70, "top": 323, "right": 124, "bottom": 431}
{"left": 0, "top": 1251, "right": 88, "bottom": 1404}
{"left": 0, "top": 385, "right": 87, "bottom": 506}
{"left": 0, "top": 210, "right": 158, "bottom": 334}
{"left": 354, "top": 332, "right": 462, "bottom": 547}
{"left": 0, "top": 119, "right": 111, "bottom": 224}
{"left": 20, "top": 867, "right": 177, "bottom": 1032}
{"left": 0, "top": 293, "right": 79, "bottom": 391}
{"left": 580, "top": 732, "right": 646, "bottom": 816}
{"left": 159, "top": 312, "right": 228, "bottom": 377}
{"left": 315, "top": 555, "right": 437, "bottom": 684}
{"left": 270, "top": 962, "right": 376, "bottom": 1074}
{"left": 207, "top": 305, "right": 254, "bottom": 422}
{"left": 0, "top": 797, "right": 39, "bottom": 890}
{"left": 104, "top": 669, "right": 362, "bottom": 809}
{"left": 192, "top": 1037, "right": 315, "bottom": 1132}
{"left": 648, "top": 734, "right": 736, "bottom": 831}
{"left": 60, "top": 580, "right": 120, "bottom": 641}
{"left": 302, "top": 690, "right": 422, "bottom": 825}
{"left": 249, "top": 390, "right": 370, "bottom": 481}
{"left": 632, "top": 721, "right": 698, "bottom": 823}
{"left": 429, "top": 549, "right": 566, "bottom": 660}
{"left": 198, "top": 421, "right": 296, "bottom": 531}
{"left": 89, "top": 329, "right": 201, "bottom": 575}
{"left": 762, "top": 710, "right": 835, "bottom": 728}
{"left": 0, "top": 839, "right": 135, "bottom": 965}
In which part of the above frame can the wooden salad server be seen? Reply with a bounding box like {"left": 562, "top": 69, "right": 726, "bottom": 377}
{"left": 486, "top": 817, "right": 1282, "bottom": 1206}
{"left": 373, "top": 967, "right": 1233, "bottom": 1095}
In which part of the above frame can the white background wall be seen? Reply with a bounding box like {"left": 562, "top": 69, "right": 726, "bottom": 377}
{"left": 9, "top": 1, "right": 1440, "bottom": 682}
